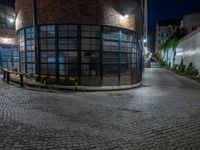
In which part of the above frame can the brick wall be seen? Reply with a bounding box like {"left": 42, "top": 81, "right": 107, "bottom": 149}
{"left": 15, "top": 0, "right": 143, "bottom": 33}
{"left": 0, "top": 29, "right": 17, "bottom": 45}
{"left": 0, "top": 4, "right": 15, "bottom": 16}
{"left": 0, "top": 4, "right": 17, "bottom": 45}
{"left": 15, "top": 0, "right": 33, "bottom": 32}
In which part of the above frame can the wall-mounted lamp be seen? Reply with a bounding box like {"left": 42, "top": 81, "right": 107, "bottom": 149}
{"left": 124, "top": 15, "right": 129, "bottom": 18}
{"left": 9, "top": 18, "right": 15, "bottom": 23}
{"left": 0, "top": 38, "right": 11, "bottom": 43}
{"left": 120, "top": 14, "right": 129, "bottom": 20}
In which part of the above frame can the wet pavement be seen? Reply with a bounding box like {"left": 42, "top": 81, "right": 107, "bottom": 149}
{"left": 0, "top": 68, "right": 200, "bottom": 150}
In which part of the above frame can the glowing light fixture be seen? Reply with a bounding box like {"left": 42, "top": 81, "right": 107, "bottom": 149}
{"left": 143, "top": 38, "right": 147, "bottom": 43}
{"left": 120, "top": 14, "right": 129, "bottom": 20}
{"left": 9, "top": 18, "right": 15, "bottom": 23}
{"left": 124, "top": 15, "right": 129, "bottom": 18}
{"left": 4, "top": 38, "right": 9, "bottom": 42}
{"left": 144, "top": 48, "right": 148, "bottom": 54}
{"left": 0, "top": 38, "right": 10, "bottom": 43}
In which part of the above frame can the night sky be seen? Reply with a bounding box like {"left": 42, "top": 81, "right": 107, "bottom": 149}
{"left": 0, "top": 0, "right": 15, "bottom": 7}
{"left": 148, "top": 0, "right": 200, "bottom": 27}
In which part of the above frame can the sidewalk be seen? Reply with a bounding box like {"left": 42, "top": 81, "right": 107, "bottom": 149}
{"left": 8, "top": 74, "right": 141, "bottom": 91}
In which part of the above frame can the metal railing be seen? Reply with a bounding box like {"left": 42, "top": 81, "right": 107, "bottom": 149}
{"left": 2, "top": 68, "right": 78, "bottom": 90}
{"left": 2, "top": 69, "right": 24, "bottom": 87}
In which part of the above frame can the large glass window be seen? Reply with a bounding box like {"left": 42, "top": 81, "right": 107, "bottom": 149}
{"left": 0, "top": 12, "right": 15, "bottom": 29}
{"left": 13, "top": 47, "right": 19, "bottom": 68}
{"left": 0, "top": 46, "right": 19, "bottom": 69}
{"left": 17, "top": 24, "right": 141, "bottom": 84}
{"left": 121, "top": 30, "right": 135, "bottom": 75}
{"left": 40, "top": 25, "right": 56, "bottom": 75}
{"left": 18, "top": 27, "right": 35, "bottom": 74}
{"left": 81, "top": 25, "right": 100, "bottom": 76}
{"left": 58, "top": 25, "right": 78, "bottom": 77}
{"left": 0, "top": 47, "right": 12, "bottom": 68}
{"left": 25, "top": 27, "right": 35, "bottom": 74}
{"left": 131, "top": 33, "right": 138, "bottom": 76}
{"left": 18, "top": 30, "right": 25, "bottom": 73}
{"left": 103, "top": 27, "right": 120, "bottom": 76}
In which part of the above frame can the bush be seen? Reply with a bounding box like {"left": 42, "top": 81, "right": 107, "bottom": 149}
{"left": 180, "top": 64, "right": 186, "bottom": 72}
{"left": 185, "top": 63, "right": 199, "bottom": 76}
{"left": 173, "top": 64, "right": 179, "bottom": 70}
{"left": 171, "top": 60, "right": 199, "bottom": 83}
{"left": 161, "top": 61, "right": 166, "bottom": 68}
{"left": 178, "top": 59, "right": 186, "bottom": 73}
{"left": 155, "top": 53, "right": 165, "bottom": 68}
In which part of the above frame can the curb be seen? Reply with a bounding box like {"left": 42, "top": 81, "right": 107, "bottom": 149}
{"left": 8, "top": 76, "right": 141, "bottom": 92}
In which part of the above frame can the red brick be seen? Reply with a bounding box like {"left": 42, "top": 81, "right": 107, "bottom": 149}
{"left": 0, "top": 5, "right": 17, "bottom": 45}
{"left": 15, "top": 0, "right": 143, "bottom": 33}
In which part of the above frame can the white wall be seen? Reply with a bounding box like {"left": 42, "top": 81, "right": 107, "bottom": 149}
{"left": 175, "top": 28, "right": 200, "bottom": 72}
{"left": 182, "top": 13, "right": 200, "bottom": 33}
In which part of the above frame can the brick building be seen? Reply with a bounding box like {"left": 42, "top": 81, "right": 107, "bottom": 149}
{"left": 13, "top": 0, "right": 144, "bottom": 86}
{"left": 0, "top": 3, "right": 18, "bottom": 69}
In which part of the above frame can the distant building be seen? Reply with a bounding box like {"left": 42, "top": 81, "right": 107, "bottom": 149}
{"left": 148, "top": 26, "right": 155, "bottom": 53}
{"left": 181, "top": 13, "right": 200, "bottom": 33}
{"left": 155, "top": 19, "right": 180, "bottom": 53}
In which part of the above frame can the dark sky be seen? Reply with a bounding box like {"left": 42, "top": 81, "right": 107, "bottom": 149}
{"left": 0, "top": 0, "right": 15, "bottom": 7}
{"left": 148, "top": 0, "right": 200, "bottom": 27}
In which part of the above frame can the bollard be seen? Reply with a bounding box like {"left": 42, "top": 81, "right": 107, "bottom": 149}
{"left": 6, "top": 71, "right": 10, "bottom": 83}
{"left": 75, "top": 78, "right": 78, "bottom": 92}
{"left": 20, "top": 74, "right": 24, "bottom": 87}
{"left": 44, "top": 77, "right": 48, "bottom": 88}
{"left": 3, "top": 70, "right": 6, "bottom": 80}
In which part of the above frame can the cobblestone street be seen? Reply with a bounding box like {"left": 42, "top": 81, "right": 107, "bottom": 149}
{"left": 0, "top": 68, "right": 200, "bottom": 150}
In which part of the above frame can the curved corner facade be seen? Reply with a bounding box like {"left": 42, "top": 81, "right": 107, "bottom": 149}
{"left": 0, "top": 4, "right": 18, "bottom": 69}
{"left": 15, "top": 0, "right": 143, "bottom": 86}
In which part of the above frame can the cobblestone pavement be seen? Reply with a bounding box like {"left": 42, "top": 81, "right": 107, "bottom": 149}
{"left": 0, "top": 68, "right": 200, "bottom": 150}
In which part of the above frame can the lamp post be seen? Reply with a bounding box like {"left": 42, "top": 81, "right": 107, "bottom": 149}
{"left": 143, "top": 0, "right": 148, "bottom": 48}
{"left": 143, "top": 0, "right": 151, "bottom": 62}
